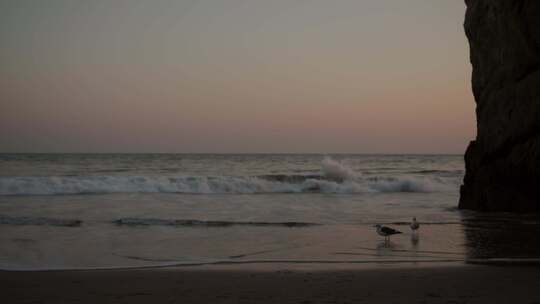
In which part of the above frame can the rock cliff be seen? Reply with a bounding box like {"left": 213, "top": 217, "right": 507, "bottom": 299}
{"left": 459, "top": 0, "right": 540, "bottom": 212}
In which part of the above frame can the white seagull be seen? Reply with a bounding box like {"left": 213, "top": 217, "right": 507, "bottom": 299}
{"left": 374, "top": 224, "right": 402, "bottom": 242}
{"left": 410, "top": 217, "right": 420, "bottom": 232}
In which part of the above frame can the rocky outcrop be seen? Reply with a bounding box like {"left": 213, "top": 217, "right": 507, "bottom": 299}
{"left": 459, "top": 0, "right": 540, "bottom": 212}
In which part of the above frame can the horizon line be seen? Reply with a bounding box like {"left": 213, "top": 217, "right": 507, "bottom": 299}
{"left": 0, "top": 152, "right": 464, "bottom": 156}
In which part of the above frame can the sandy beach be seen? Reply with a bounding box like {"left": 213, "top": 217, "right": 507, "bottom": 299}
{"left": 4, "top": 263, "right": 540, "bottom": 303}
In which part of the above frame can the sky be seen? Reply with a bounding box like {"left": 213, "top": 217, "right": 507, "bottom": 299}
{"left": 0, "top": 0, "right": 474, "bottom": 153}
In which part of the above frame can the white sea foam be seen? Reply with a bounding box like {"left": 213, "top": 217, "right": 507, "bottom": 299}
{"left": 0, "top": 174, "right": 457, "bottom": 195}
{"left": 321, "top": 156, "right": 357, "bottom": 181}
{"left": 367, "top": 176, "right": 453, "bottom": 193}
{"left": 0, "top": 156, "right": 460, "bottom": 195}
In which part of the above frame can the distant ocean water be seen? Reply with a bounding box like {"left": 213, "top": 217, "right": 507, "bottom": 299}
{"left": 1, "top": 154, "right": 539, "bottom": 270}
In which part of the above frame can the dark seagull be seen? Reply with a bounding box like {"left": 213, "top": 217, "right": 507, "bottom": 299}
{"left": 374, "top": 224, "right": 402, "bottom": 242}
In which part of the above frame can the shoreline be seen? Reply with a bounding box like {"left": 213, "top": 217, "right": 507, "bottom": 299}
{"left": 4, "top": 263, "right": 540, "bottom": 303}
{"left": 3, "top": 257, "right": 540, "bottom": 272}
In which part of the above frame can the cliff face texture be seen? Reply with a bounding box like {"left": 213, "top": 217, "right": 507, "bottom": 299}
{"left": 459, "top": 0, "right": 540, "bottom": 211}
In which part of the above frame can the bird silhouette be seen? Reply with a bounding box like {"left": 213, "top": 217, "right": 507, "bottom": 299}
{"left": 374, "top": 224, "right": 402, "bottom": 242}
{"left": 410, "top": 217, "right": 420, "bottom": 232}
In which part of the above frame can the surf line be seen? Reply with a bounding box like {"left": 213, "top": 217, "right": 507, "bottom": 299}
{"left": 332, "top": 251, "right": 463, "bottom": 260}
{"left": 354, "top": 246, "right": 464, "bottom": 256}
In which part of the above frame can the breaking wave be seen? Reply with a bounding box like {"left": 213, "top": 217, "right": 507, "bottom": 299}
{"left": 321, "top": 156, "right": 357, "bottom": 181}
{"left": 0, "top": 174, "right": 457, "bottom": 196}
{"left": 0, "top": 156, "right": 460, "bottom": 196}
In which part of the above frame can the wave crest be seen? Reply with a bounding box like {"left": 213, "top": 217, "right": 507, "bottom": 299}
{"left": 0, "top": 174, "right": 457, "bottom": 196}
{"left": 321, "top": 156, "right": 357, "bottom": 181}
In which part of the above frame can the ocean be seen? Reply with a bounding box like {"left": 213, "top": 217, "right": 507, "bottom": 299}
{"left": 1, "top": 154, "right": 539, "bottom": 270}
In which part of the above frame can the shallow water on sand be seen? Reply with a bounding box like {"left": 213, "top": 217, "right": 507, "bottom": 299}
{"left": 2, "top": 193, "right": 539, "bottom": 270}
{"left": 1, "top": 154, "right": 539, "bottom": 270}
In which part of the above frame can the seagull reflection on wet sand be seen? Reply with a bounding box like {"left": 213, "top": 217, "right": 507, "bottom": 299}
{"left": 334, "top": 213, "right": 540, "bottom": 265}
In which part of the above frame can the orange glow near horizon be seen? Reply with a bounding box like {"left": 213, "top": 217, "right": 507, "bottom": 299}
{"left": 0, "top": 0, "right": 474, "bottom": 153}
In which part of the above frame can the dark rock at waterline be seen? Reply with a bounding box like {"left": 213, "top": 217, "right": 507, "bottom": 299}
{"left": 0, "top": 215, "right": 83, "bottom": 227}
{"left": 113, "top": 218, "right": 321, "bottom": 227}
{"left": 459, "top": 0, "right": 540, "bottom": 212}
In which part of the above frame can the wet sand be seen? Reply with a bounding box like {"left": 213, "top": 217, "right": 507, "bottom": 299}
{"left": 3, "top": 263, "right": 540, "bottom": 304}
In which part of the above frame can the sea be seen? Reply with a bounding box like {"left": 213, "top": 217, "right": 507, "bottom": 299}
{"left": 1, "top": 154, "right": 539, "bottom": 270}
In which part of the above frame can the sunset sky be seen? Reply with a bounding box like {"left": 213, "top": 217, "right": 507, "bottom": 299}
{"left": 0, "top": 0, "right": 474, "bottom": 153}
